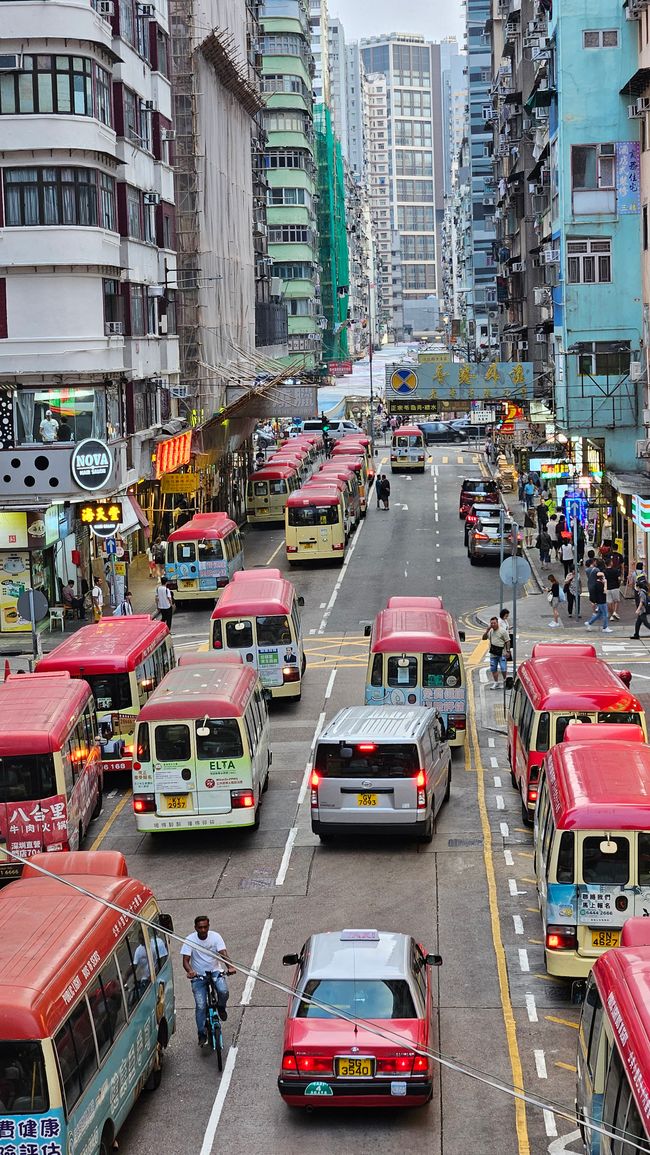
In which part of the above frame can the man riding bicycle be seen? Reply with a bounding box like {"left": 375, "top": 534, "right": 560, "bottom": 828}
{"left": 180, "top": 915, "right": 237, "bottom": 1047}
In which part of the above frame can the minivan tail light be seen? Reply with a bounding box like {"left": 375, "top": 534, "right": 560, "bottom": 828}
{"left": 231, "top": 789, "right": 255, "bottom": 809}
{"left": 415, "top": 769, "right": 426, "bottom": 809}
{"left": 546, "top": 925, "right": 577, "bottom": 951}
{"left": 287, "top": 545, "right": 298, "bottom": 553}
{"left": 358, "top": 743, "right": 376, "bottom": 752}
{"left": 449, "top": 714, "right": 466, "bottom": 730}
{"left": 310, "top": 770, "right": 319, "bottom": 807}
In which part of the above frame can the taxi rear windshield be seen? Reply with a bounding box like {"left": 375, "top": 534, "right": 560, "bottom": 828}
{"left": 297, "top": 979, "right": 416, "bottom": 1019}
{"left": 288, "top": 506, "right": 338, "bottom": 526}
{"left": 0, "top": 1041, "right": 49, "bottom": 1112}
{"left": 314, "top": 742, "right": 419, "bottom": 778}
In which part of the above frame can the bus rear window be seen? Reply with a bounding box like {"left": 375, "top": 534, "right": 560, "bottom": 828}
{"left": 198, "top": 539, "right": 224, "bottom": 561}
{"left": 422, "top": 653, "right": 461, "bottom": 687}
{"left": 0, "top": 1041, "right": 49, "bottom": 1112}
{"left": 0, "top": 754, "right": 56, "bottom": 803}
{"left": 288, "top": 506, "right": 338, "bottom": 526}
{"left": 582, "top": 835, "right": 629, "bottom": 885}
{"left": 270, "top": 480, "right": 288, "bottom": 495}
{"left": 175, "top": 543, "right": 195, "bottom": 562}
{"left": 256, "top": 615, "right": 291, "bottom": 646}
{"left": 387, "top": 656, "right": 417, "bottom": 687}
{"left": 195, "top": 719, "right": 243, "bottom": 760}
{"left": 155, "top": 724, "right": 191, "bottom": 762}
{"left": 598, "top": 712, "right": 642, "bottom": 726}
{"left": 87, "top": 673, "right": 132, "bottom": 711}
{"left": 314, "top": 742, "right": 419, "bottom": 778}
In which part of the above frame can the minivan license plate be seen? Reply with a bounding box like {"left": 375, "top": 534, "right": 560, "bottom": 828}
{"left": 357, "top": 793, "right": 377, "bottom": 807}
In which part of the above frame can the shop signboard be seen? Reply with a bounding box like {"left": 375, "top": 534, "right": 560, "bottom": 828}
{"left": 71, "top": 438, "right": 113, "bottom": 492}
{"left": 417, "top": 351, "right": 451, "bottom": 364}
{"left": 154, "top": 431, "right": 192, "bottom": 479}
{"left": 80, "top": 500, "right": 123, "bottom": 533}
{"left": 386, "top": 361, "right": 533, "bottom": 407}
{"left": 632, "top": 494, "right": 650, "bottom": 532}
{"left": 0, "top": 549, "right": 30, "bottom": 632}
{"left": 0, "top": 512, "right": 28, "bottom": 550}
{"left": 161, "top": 472, "right": 199, "bottom": 494}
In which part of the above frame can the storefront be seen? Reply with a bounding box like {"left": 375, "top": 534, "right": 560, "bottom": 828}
{"left": 606, "top": 472, "right": 650, "bottom": 570}
{"left": 0, "top": 505, "right": 73, "bottom": 634}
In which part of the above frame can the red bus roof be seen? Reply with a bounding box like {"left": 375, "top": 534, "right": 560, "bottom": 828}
{"left": 370, "top": 608, "right": 462, "bottom": 654}
{"left": 393, "top": 425, "right": 424, "bottom": 436}
{"left": 621, "top": 919, "right": 650, "bottom": 948}
{"left": 561, "top": 722, "right": 646, "bottom": 744}
{"left": 177, "top": 651, "right": 244, "bottom": 666}
{"left": 286, "top": 489, "right": 341, "bottom": 506}
{"left": 328, "top": 454, "right": 364, "bottom": 470}
{"left": 167, "top": 513, "right": 238, "bottom": 542}
{"left": 517, "top": 647, "right": 641, "bottom": 713}
{"left": 318, "top": 465, "right": 355, "bottom": 479}
{"left": 332, "top": 439, "right": 367, "bottom": 452}
{"left": 387, "top": 596, "right": 444, "bottom": 610}
{"left": 0, "top": 673, "right": 93, "bottom": 756}
{"left": 592, "top": 946, "right": 650, "bottom": 1130}
{"left": 210, "top": 574, "right": 295, "bottom": 618}
{"left": 545, "top": 740, "right": 650, "bottom": 829}
{"left": 37, "top": 615, "right": 170, "bottom": 676}
{"left": 302, "top": 476, "right": 345, "bottom": 492}
{"left": 247, "top": 464, "right": 295, "bottom": 480}
{"left": 232, "top": 568, "right": 283, "bottom": 581}
{"left": 531, "top": 642, "right": 597, "bottom": 659}
{"left": 340, "top": 433, "right": 370, "bottom": 445}
{"left": 0, "top": 851, "right": 155, "bottom": 1038}
{"left": 137, "top": 662, "right": 258, "bottom": 721}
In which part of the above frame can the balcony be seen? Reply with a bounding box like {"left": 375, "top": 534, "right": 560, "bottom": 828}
{"left": 255, "top": 300, "right": 289, "bottom": 347}
{"left": 0, "top": 439, "right": 128, "bottom": 506}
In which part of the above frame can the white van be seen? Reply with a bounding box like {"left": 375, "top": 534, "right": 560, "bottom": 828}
{"left": 302, "top": 419, "right": 363, "bottom": 441}
{"left": 310, "top": 706, "right": 451, "bottom": 843}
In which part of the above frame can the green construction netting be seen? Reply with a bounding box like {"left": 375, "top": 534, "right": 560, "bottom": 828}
{"left": 314, "top": 103, "right": 350, "bottom": 362}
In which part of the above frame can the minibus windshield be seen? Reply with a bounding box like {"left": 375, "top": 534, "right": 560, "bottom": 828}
{"left": 297, "top": 979, "right": 417, "bottom": 1020}
{"left": 0, "top": 1041, "right": 49, "bottom": 1112}
{"left": 288, "top": 506, "right": 338, "bottom": 526}
{"left": 0, "top": 754, "right": 57, "bottom": 802}
{"left": 395, "top": 435, "right": 421, "bottom": 448}
{"left": 315, "top": 742, "right": 419, "bottom": 778}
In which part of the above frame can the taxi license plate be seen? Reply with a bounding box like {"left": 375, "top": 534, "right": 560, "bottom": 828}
{"left": 591, "top": 929, "right": 620, "bottom": 948}
{"left": 164, "top": 795, "right": 188, "bottom": 810}
{"left": 335, "top": 1057, "right": 374, "bottom": 1077}
{"left": 357, "top": 793, "right": 378, "bottom": 807}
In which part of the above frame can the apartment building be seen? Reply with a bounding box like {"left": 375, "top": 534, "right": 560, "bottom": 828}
{"left": 466, "top": 0, "right": 497, "bottom": 351}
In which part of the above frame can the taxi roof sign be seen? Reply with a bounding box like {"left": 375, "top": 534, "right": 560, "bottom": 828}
{"left": 340, "top": 929, "right": 380, "bottom": 941}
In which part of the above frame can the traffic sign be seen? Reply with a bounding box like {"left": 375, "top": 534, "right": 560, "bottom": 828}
{"left": 105, "top": 538, "right": 117, "bottom": 555}
{"left": 499, "top": 556, "right": 532, "bottom": 588}
{"left": 17, "top": 588, "right": 48, "bottom": 622}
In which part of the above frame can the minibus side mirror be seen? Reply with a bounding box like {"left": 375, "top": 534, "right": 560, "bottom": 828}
{"left": 504, "top": 675, "right": 514, "bottom": 690}
{"left": 157, "top": 912, "right": 174, "bottom": 933}
{"left": 425, "top": 954, "right": 443, "bottom": 967}
{"left": 458, "top": 629, "right": 466, "bottom": 642}
{"left": 283, "top": 953, "right": 300, "bottom": 966}
{"left": 297, "top": 596, "right": 305, "bottom": 607}
{"left": 263, "top": 689, "right": 272, "bottom": 704}
{"left": 363, "top": 623, "right": 372, "bottom": 637}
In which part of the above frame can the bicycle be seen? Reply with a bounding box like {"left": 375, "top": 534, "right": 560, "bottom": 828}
{"left": 204, "top": 971, "right": 224, "bottom": 1070}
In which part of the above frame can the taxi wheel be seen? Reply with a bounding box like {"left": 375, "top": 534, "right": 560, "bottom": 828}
{"left": 469, "top": 555, "right": 479, "bottom": 566}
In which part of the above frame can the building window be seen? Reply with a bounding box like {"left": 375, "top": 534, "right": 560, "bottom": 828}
{"left": 272, "top": 262, "right": 313, "bottom": 279}
{"left": 644, "top": 204, "right": 649, "bottom": 251}
{"left": 3, "top": 167, "right": 115, "bottom": 229}
{"left": 265, "top": 150, "right": 312, "bottom": 170}
{"left": 15, "top": 387, "right": 109, "bottom": 444}
{"left": 0, "top": 56, "right": 112, "bottom": 125}
{"left": 126, "top": 184, "right": 143, "bottom": 238}
{"left": 260, "top": 34, "right": 308, "bottom": 56}
{"left": 287, "top": 298, "right": 314, "bottom": 315}
{"left": 155, "top": 28, "right": 170, "bottom": 78}
{"left": 582, "top": 29, "right": 619, "bottom": 48}
{"left": 267, "top": 187, "right": 309, "bottom": 206}
{"left": 103, "top": 278, "right": 124, "bottom": 328}
{"left": 264, "top": 111, "right": 311, "bottom": 135}
{"left": 567, "top": 238, "right": 612, "bottom": 284}
{"left": 578, "top": 341, "right": 630, "bottom": 376}
{"left": 268, "top": 225, "right": 311, "bottom": 243}
{"left": 571, "top": 143, "right": 616, "bottom": 214}
{"left": 130, "top": 284, "right": 146, "bottom": 335}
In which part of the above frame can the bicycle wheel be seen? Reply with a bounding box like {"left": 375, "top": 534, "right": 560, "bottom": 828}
{"left": 205, "top": 1009, "right": 216, "bottom": 1052}
{"left": 215, "top": 1023, "right": 223, "bottom": 1072}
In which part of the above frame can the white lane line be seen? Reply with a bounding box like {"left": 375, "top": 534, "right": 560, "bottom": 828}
{"left": 319, "top": 602, "right": 326, "bottom": 609}
{"left": 436, "top": 574, "right": 441, "bottom": 581}
{"left": 309, "top": 628, "right": 316, "bottom": 635}
{"left": 275, "top": 827, "right": 297, "bottom": 886}
{"left": 199, "top": 1045, "right": 239, "bottom": 1155}
{"left": 526, "top": 992, "right": 538, "bottom": 1023}
{"left": 513, "top": 915, "right": 524, "bottom": 935}
{"left": 240, "top": 918, "right": 273, "bottom": 1005}
{"left": 504, "top": 849, "right": 514, "bottom": 867}
{"left": 543, "top": 1111, "right": 558, "bottom": 1138}
{"left": 508, "top": 875, "right": 518, "bottom": 893}
{"left": 435, "top": 512, "right": 439, "bottom": 522}
{"left": 310, "top": 711, "right": 326, "bottom": 750}
{"left": 488, "top": 737, "right": 495, "bottom": 748}
{"left": 493, "top": 775, "right": 502, "bottom": 788}
{"left": 496, "top": 795, "right": 504, "bottom": 810}
{"left": 500, "top": 821, "right": 510, "bottom": 837}
{"left": 490, "top": 756, "right": 499, "bottom": 769}
{"left": 518, "top": 948, "right": 530, "bottom": 973}
{"left": 534, "top": 1049, "right": 548, "bottom": 1079}
{"left": 324, "top": 669, "right": 337, "bottom": 699}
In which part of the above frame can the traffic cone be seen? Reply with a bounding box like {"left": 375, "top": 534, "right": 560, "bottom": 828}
{"left": 4, "top": 659, "right": 10, "bottom": 681}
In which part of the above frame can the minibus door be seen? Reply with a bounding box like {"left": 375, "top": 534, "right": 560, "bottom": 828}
{"left": 224, "top": 619, "right": 261, "bottom": 678}
{"left": 152, "top": 722, "right": 199, "bottom": 816}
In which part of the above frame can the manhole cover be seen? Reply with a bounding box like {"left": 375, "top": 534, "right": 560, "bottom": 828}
{"left": 239, "top": 871, "right": 275, "bottom": 890}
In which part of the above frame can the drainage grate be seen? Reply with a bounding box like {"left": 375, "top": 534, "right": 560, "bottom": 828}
{"left": 239, "top": 870, "right": 275, "bottom": 890}
{"left": 448, "top": 837, "right": 483, "bottom": 848}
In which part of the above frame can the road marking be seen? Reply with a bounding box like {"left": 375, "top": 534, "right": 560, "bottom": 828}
{"left": 554, "top": 1062, "right": 577, "bottom": 1073}
{"left": 107, "top": 789, "right": 117, "bottom": 799}
{"left": 265, "top": 541, "right": 283, "bottom": 565}
{"left": 90, "top": 790, "right": 132, "bottom": 850}
{"left": 320, "top": 602, "right": 326, "bottom": 609}
{"left": 518, "top": 948, "right": 530, "bottom": 972}
{"left": 545, "top": 1015, "right": 579, "bottom": 1030}
{"left": 528, "top": 938, "right": 544, "bottom": 945}
{"left": 513, "top": 915, "right": 524, "bottom": 935}
{"left": 508, "top": 876, "right": 520, "bottom": 893}
{"left": 496, "top": 795, "right": 505, "bottom": 809}
{"left": 494, "top": 775, "right": 502, "bottom": 787}
{"left": 549, "top": 1131, "right": 581, "bottom": 1151}
{"left": 275, "top": 827, "right": 297, "bottom": 886}
{"left": 240, "top": 918, "right": 273, "bottom": 1005}
{"left": 525, "top": 993, "right": 538, "bottom": 1022}
{"left": 491, "top": 756, "right": 499, "bottom": 768}
{"left": 543, "top": 1111, "right": 558, "bottom": 1139}
{"left": 534, "top": 1049, "right": 547, "bottom": 1079}
{"left": 199, "top": 1045, "right": 238, "bottom": 1155}
{"left": 488, "top": 737, "right": 495, "bottom": 748}
{"left": 522, "top": 877, "right": 537, "bottom": 884}
{"left": 500, "top": 822, "right": 510, "bottom": 837}
{"left": 505, "top": 850, "right": 514, "bottom": 867}
{"left": 324, "top": 669, "right": 337, "bottom": 699}
{"left": 435, "top": 512, "right": 439, "bottom": 522}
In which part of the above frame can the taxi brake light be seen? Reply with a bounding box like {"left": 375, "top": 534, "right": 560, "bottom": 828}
{"left": 281, "top": 1050, "right": 297, "bottom": 1072}
{"left": 231, "top": 789, "right": 255, "bottom": 809}
{"left": 412, "top": 1055, "right": 428, "bottom": 1073}
{"left": 473, "top": 532, "right": 489, "bottom": 542}
{"left": 546, "top": 925, "right": 577, "bottom": 951}
{"left": 296, "top": 1054, "right": 332, "bottom": 1074}
{"left": 358, "top": 743, "right": 376, "bottom": 752}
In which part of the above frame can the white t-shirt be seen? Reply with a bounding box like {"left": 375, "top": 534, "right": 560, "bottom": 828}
{"left": 156, "top": 583, "right": 173, "bottom": 610}
{"left": 180, "top": 930, "right": 226, "bottom": 975}
{"left": 39, "top": 417, "right": 58, "bottom": 442}
{"left": 92, "top": 584, "right": 103, "bottom": 608}
{"left": 561, "top": 542, "right": 574, "bottom": 561}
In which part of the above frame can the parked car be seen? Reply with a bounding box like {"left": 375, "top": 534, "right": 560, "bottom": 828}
{"left": 302, "top": 419, "right": 364, "bottom": 441}
{"left": 416, "top": 421, "right": 467, "bottom": 445}
{"left": 467, "top": 518, "right": 522, "bottom": 564}
{"left": 451, "top": 417, "right": 493, "bottom": 439}
{"left": 459, "top": 478, "right": 500, "bottom": 519}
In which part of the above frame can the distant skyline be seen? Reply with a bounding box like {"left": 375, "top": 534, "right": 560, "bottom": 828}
{"left": 327, "top": 0, "right": 464, "bottom": 45}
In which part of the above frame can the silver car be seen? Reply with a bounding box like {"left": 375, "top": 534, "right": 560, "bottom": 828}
{"left": 467, "top": 518, "right": 522, "bottom": 564}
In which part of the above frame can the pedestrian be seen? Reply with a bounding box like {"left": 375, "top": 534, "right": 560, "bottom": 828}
{"left": 584, "top": 570, "right": 612, "bottom": 632}
{"left": 576, "top": 522, "right": 585, "bottom": 565}
{"left": 498, "top": 607, "right": 513, "bottom": 654}
{"left": 523, "top": 478, "right": 535, "bottom": 510}
{"left": 381, "top": 474, "right": 390, "bottom": 510}
{"left": 57, "top": 416, "right": 73, "bottom": 442}
{"left": 631, "top": 578, "right": 650, "bottom": 638}
{"left": 531, "top": 486, "right": 542, "bottom": 513}
{"left": 62, "top": 579, "right": 85, "bottom": 620}
{"left": 153, "top": 538, "right": 166, "bottom": 578}
{"left": 536, "top": 501, "right": 549, "bottom": 531}
{"left": 146, "top": 544, "right": 157, "bottom": 579}
{"left": 554, "top": 514, "right": 567, "bottom": 560}
{"left": 585, "top": 557, "right": 601, "bottom": 604}
{"left": 375, "top": 474, "right": 384, "bottom": 509}
{"left": 536, "top": 526, "right": 552, "bottom": 569}
{"left": 482, "top": 615, "right": 511, "bottom": 689}
{"left": 518, "top": 471, "right": 528, "bottom": 504}
{"left": 560, "top": 537, "right": 574, "bottom": 577}
{"left": 546, "top": 572, "right": 562, "bottom": 627}
{"left": 155, "top": 576, "right": 174, "bottom": 629}
{"left": 39, "top": 409, "right": 58, "bottom": 443}
{"left": 91, "top": 577, "right": 103, "bottom": 622}
{"left": 113, "top": 589, "right": 134, "bottom": 616}
{"left": 604, "top": 559, "right": 621, "bottom": 622}
{"left": 563, "top": 567, "right": 582, "bottom": 618}
{"left": 523, "top": 508, "right": 536, "bottom": 547}
{"left": 631, "top": 561, "right": 647, "bottom": 605}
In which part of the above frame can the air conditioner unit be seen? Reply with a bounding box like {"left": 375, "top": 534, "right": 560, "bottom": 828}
{"left": 532, "top": 255, "right": 544, "bottom": 268}
{"left": 143, "top": 191, "right": 161, "bottom": 205}
{"left": 136, "top": 2, "right": 155, "bottom": 14}
{"left": 161, "top": 128, "right": 176, "bottom": 141}
{"left": 533, "top": 286, "right": 548, "bottom": 305}
{"left": 511, "top": 261, "right": 526, "bottom": 272}
{"left": 535, "top": 106, "right": 550, "bottom": 120}
{"left": 97, "top": 0, "right": 114, "bottom": 15}
{"left": 630, "top": 360, "right": 642, "bottom": 381}
{"left": 535, "top": 331, "right": 547, "bottom": 344}
{"left": 105, "top": 321, "right": 124, "bottom": 336}
{"left": 517, "top": 341, "right": 529, "bottom": 351}
{"left": 0, "top": 54, "right": 23, "bottom": 71}
{"left": 254, "top": 222, "right": 267, "bottom": 237}
{"left": 629, "top": 101, "right": 646, "bottom": 119}
{"left": 482, "top": 106, "right": 493, "bottom": 121}
{"left": 543, "top": 248, "right": 560, "bottom": 264}
{"left": 636, "top": 439, "right": 650, "bottom": 459}
{"left": 270, "top": 276, "right": 282, "bottom": 297}
{"left": 143, "top": 99, "right": 155, "bottom": 111}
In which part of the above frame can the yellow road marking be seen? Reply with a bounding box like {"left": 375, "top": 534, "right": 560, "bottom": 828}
{"left": 466, "top": 638, "right": 489, "bottom": 670}
{"left": 534, "top": 973, "right": 557, "bottom": 983}
{"left": 457, "top": 455, "right": 464, "bottom": 465}
{"left": 545, "top": 1015, "right": 579, "bottom": 1030}
{"left": 555, "top": 1062, "right": 577, "bottom": 1073}
{"left": 526, "top": 907, "right": 539, "bottom": 914}
{"left": 442, "top": 455, "right": 449, "bottom": 464}
{"left": 517, "top": 851, "right": 534, "bottom": 859}
{"left": 90, "top": 789, "right": 132, "bottom": 850}
{"left": 265, "top": 541, "right": 283, "bottom": 565}
{"left": 522, "top": 877, "right": 537, "bottom": 885}
{"left": 528, "top": 939, "right": 544, "bottom": 946}
{"left": 467, "top": 675, "right": 530, "bottom": 1154}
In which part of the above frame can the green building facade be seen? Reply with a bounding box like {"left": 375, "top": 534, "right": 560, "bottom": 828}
{"left": 314, "top": 103, "right": 349, "bottom": 363}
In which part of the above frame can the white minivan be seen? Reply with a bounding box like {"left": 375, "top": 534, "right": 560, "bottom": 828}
{"left": 302, "top": 418, "right": 363, "bottom": 441}
{"left": 310, "top": 706, "right": 451, "bottom": 843}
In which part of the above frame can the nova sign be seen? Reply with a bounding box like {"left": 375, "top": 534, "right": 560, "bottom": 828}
{"left": 71, "top": 438, "right": 113, "bottom": 492}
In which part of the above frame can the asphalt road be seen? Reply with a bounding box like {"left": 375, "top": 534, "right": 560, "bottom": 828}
{"left": 83, "top": 445, "right": 607, "bottom": 1155}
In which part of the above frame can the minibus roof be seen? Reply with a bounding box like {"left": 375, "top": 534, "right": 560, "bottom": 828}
{"left": 37, "top": 615, "right": 170, "bottom": 675}
{"left": 562, "top": 722, "right": 645, "bottom": 744}
{"left": 282, "top": 435, "right": 321, "bottom": 446}
{"left": 370, "top": 608, "right": 462, "bottom": 654}
{"left": 518, "top": 648, "right": 641, "bottom": 712}
{"left": 592, "top": 946, "right": 650, "bottom": 1125}
{"left": 0, "top": 851, "right": 153, "bottom": 1038}
{"left": 393, "top": 425, "right": 423, "bottom": 436}
{"left": 287, "top": 489, "right": 341, "bottom": 506}
{"left": 0, "top": 673, "right": 93, "bottom": 756}
{"left": 386, "top": 596, "right": 444, "bottom": 610}
{"left": 233, "top": 568, "right": 283, "bottom": 581}
{"left": 319, "top": 704, "right": 435, "bottom": 743}
{"left": 621, "top": 918, "right": 650, "bottom": 948}
{"left": 546, "top": 740, "right": 650, "bottom": 828}
{"left": 177, "top": 651, "right": 244, "bottom": 666}
{"left": 248, "top": 464, "right": 295, "bottom": 480}
{"left": 318, "top": 464, "right": 355, "bottom": 478}
{"left": 332, "top": 440, "right": 368, "bottom": 452}
{"left": 340, "top": 433, "right": 370, "bottom": 445}
{"left": 138, "top": 662, "right": 258, "bottom": 721}
{"left": 329, "top": 451, "right": 364, "bottom": 465}
{"left": 210, "top": 574, "right": 295, "bottom": 618}
{"left": 168, "top": 513, "right": 238, "bottom": 542}
{"left": 302, "top": 476, "right": 345, "bottom": 491}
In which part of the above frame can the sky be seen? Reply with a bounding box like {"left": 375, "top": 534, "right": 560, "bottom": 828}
{"left": 327, "top": 0, "right": 464, "bottom": 46}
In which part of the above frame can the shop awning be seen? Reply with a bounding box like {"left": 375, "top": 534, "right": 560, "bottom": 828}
{"left": 607, "top": 470, "right": 650, "bottom": 497}
{"left": 620, "top": 67, "right": 650, "bottom": 98}
{"left": 118, "top": 495, "right": 150, "bottom": 538}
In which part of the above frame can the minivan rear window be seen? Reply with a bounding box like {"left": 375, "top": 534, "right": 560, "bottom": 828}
{"left": 314, "top": 742, "right": 419, "bottom": 778}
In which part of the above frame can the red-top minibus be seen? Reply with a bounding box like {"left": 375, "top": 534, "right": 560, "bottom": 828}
{"left": 0, "top": 673, "right": 102, "bottom": 878}
{"left": 37, "top": 616, "right": 174, "bottom": 773}
{"left": 508, "top": 642, "right": 645, "bottom": 824}
{"left": 317, "top": 462, "right": 362, "bottom": 528}
{"left": 326, "top": 452, "right": 370, "bottom": 514}
{"left": 246, "top": 463, "right": 300, "bottom": 524}
{"left": 165, "top": 512, "right": 244, "bottom": 601}
{"left": 386, "top": 596, "right": 444, "bottom": 610}
{"left": 285, "top": 487, "right": 346, "bottom": 564}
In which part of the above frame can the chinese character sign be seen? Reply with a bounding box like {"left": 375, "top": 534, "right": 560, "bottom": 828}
{"left": 616, "top": 141, "right": 641, "bottom": 215}
{"left": 386, "top": 361, "right": 533, "bottom": 403}
{"left": 79, "top": 502, "right": 123, "bottom": 527}
{"left": 0, "top": 1108, "right": 65, "bottom": 1153}
{"left": 154, "top": 431, "right": 192, "bottom": 479}
{"left": 0, "top": 794, "right": 69, "bottom": 856}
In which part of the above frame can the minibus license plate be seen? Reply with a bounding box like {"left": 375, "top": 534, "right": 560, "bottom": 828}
{"left": 335, "top": 1057, "right": 374, "bottom": 1077}
{"left": 357, "top": 793, "right": 377, "bottom": 807}
{"left": 591, "top": 929, "right": 620, "bottom": 948}
{"left": 301, "top": 542, "right": 315, "bottom": 548}
{"left": 180, "top": 580, "right": 196, "bottom": 589}
{"left": 165, "top": 794, "right": 188, "bottom": 810}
